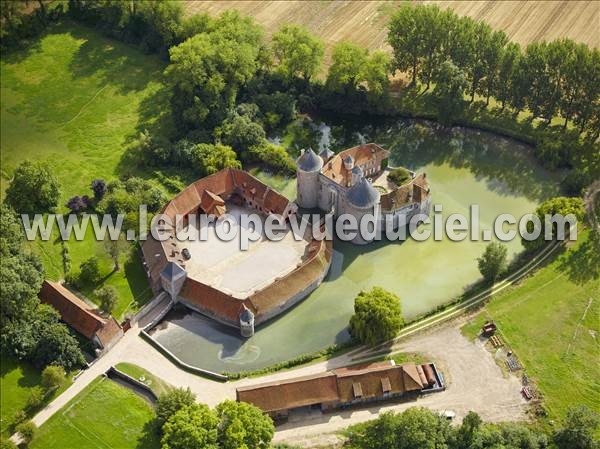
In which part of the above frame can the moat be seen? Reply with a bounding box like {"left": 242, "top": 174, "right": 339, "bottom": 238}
{"left": 149, "top": 119, "right": 559, "bottom": 374}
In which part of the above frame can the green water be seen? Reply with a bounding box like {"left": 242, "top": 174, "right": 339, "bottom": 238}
{"left": 150, "top": 120, "right": 559, "bottom": 374}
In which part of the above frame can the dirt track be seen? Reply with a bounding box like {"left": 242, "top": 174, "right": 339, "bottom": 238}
{"left": 274, "top": 320, "right": 527, "bottom": 447}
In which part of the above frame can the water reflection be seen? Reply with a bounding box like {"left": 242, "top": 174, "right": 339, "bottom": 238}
{"left": 149, "top": 118, "right": 559, "bottom": 374}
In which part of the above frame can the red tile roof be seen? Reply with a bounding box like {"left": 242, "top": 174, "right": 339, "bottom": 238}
{"left": 39, "top": 280, "right": 121, "bottom": 347}
{"left": 236, "top": 361, "right": 425, "bottom": 413}
{"left": 334, "top": 361, "right": 423, "bottom": 403}
{"left": 237, "top": 372, "right": 339, "bottom": 412}
{"left": 322, "top": 144, "right": 390, "bottom": 186}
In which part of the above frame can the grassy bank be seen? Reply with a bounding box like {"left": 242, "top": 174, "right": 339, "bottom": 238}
{"left": 115, "top": 363, "right": 172, "bottom": 397}
{"left": 461, "top": 230, "right": 600, "bottom": 419}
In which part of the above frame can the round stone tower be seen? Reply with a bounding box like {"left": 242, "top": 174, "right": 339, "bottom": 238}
{"left": 296, "top": 148, "right": 323, "bottom": 209}
{"left": 342, "top": 176, "right": 380, "bottom": 245}
{"left": 239, "top": 305, "right": 255, "bottom": 338}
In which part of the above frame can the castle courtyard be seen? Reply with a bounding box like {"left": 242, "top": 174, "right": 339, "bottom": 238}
{"left": 183, "top": 204, "right": 307, "bottom": 299}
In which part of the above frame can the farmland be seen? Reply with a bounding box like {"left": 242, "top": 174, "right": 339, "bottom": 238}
{"left": 184, "top": 1, "right": 599, "bottom": 68}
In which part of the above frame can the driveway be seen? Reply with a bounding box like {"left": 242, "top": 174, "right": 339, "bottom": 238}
{"left": 28, "top": 317, "right": 526, "bottom": 447}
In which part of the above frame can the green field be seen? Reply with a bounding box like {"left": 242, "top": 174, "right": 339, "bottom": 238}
{"left": 0, "top": 20, "right": 171, "bottom": 317}
{"left": 0, "top": 356, "right": 42, "bottom": 435}
{"left": 462, "top": 230, "right": 600, "bottom": 419}
{"left": 0, "top": 355, "right": 72, "bottom": 436}
{"left": 30, "top": 376, "right": 159, "bottom": 449}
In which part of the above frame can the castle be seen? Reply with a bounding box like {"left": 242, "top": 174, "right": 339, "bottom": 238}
{"left": 141, "top": 144, "right": 431, "bottom": 337}
{"left": 296, "top": 143, "right": 432, "bottom": 244}
{"left": 142, "top": 169, "right": 332, "bottom": 338}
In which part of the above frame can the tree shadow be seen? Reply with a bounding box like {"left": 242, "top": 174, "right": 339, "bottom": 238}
{"left": 135, "top": 419, "right": 161, "bottom": 449}
{"left": 124, "top": 250, "right": 153, "bottom": 310}
{"left": 557, "top": 230, "right": 600, "bottom": 284}
{"left": 65, "top": 19, "right": 165, "bottom": 95}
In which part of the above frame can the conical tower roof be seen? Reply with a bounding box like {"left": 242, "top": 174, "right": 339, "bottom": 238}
{"left": 296, "top": 148, "right": 323, "bottom": 172}
{"left": 346, "top": 177, "right": 380, "bottom": 208}
{"left": 319, "top": 148, "right": 335, "bottom": 161}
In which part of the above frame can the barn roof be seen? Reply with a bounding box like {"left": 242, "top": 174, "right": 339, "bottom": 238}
{"left": 235, "top": 361, "right": 425, "bottom": 413}
{"left": 237, "top": 372, "right": 339, "bottom": 412}
{"left": 39, "top": 280, "right": 121, "bottom": 347}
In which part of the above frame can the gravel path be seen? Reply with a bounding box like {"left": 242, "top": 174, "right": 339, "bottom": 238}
{"left": 273, "top": 321, "right": 527, "bottom": 446}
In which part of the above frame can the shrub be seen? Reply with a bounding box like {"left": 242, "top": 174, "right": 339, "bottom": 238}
{"left": 78, "top": 257, "right": 101, "bottom": 285}
{"left": 94, "top": 286, "right": 118, "bottom": 314}
{"left": 41, "top": 365, "right": 66, "bottom": 391}
{"left": 15, "top": 421, "right": 36, "bottom": 445}
{"left": 25, "top": 387, "right": 45, "bottom": 412}
{"left": 11, "top": 410, "right": 27, "bottom": 429}
{"left": 249, "top": 142, "right": 296, "bottom": 174}
{"left": 0, "top": 437, "right": 18, "bottom": 449}
{"left": 65, "top": 195, "right": 90, "bottom": 214}
{"left": 387, "top": 167, "right": 411, "bottom": 186}
{"left": 91, "top": 179, "right": 107, "bottom": 201}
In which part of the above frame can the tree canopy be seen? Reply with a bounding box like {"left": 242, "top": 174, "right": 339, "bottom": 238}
{"left": 5, "top": 161, "right": 60, "bottom": 214}
{"left": 166, "top": 11, "right": 266, "bottom": 132}
{"left": 349, "top": 287, "right": 404, "bottom": 346}
{"left": 477, "top": 242, "right": 508, "bottom": 284}
{"left": 272, "top": 24, "right": 324, "bottom": 81}
{"left": 522, "top": 196, "right": 585, "bottom": 251}
{"left": 215, "top": 400, "right": 274, "bottom": 449}
{"left": 161, "top": 403, "right": 219, "bottom": 449}
{"left": 157, "top": 387, "right": 197, "bottom": 427}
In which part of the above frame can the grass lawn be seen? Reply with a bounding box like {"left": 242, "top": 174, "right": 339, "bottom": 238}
{"left": 30, "top": 377, "right": 159, "bottom": 449}
{"left": 1, "top": 20, "right": 170, "bottom": 317}
{"left": 0, "top": 354, "right": 72, "bottom": 436}
{"left": 461, "top": 230, "right": 600, "bottom": 419}
{"left": 115, "top": 363, "right": 172, "bottom": 397}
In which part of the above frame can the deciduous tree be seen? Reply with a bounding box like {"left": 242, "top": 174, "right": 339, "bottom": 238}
{"left": 5, "top": 161, "right": 60, "bottom": 214}
{"left": 349, "top": 287, "right": 404, "bottom": 346}
{"left": 216, "top": 400, "right": 274, "bottom": 449}
{"left": 161, "top": 404, "right": 218, "bottom": 449}
{"left": 477, "top": 242, "right": 508, "bottom": 283}
{"left": 157, "top": 387, "right": 196, "bottom": 427}
{"left": 95, "top": 285, "right": 118, "bottom": 315}
{"left": 272, "top": 24, "right": 324, "bottom": 82}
